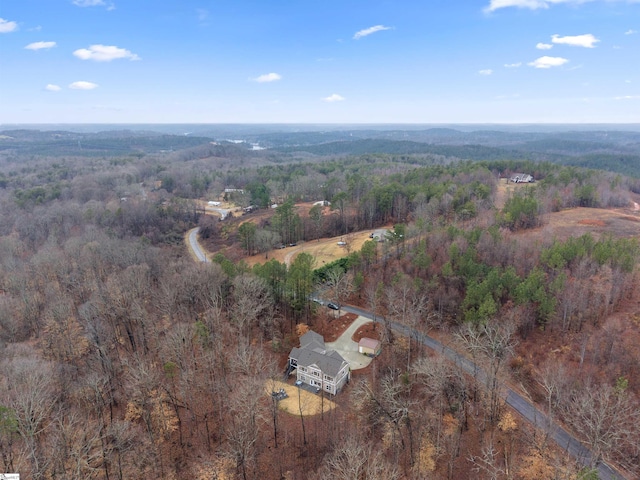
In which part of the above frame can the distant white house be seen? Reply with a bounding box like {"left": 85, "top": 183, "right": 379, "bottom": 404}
{"left": 509, "top": 173, "right": 534, "bottom": 183}
{"left": 208, "top": 201, "right": 221, "bottom": 206}
{"left": 313, "top": 200, "right": 331, "bottom": 207}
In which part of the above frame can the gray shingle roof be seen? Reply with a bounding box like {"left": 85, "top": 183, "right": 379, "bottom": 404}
{"left": 290, "top": 331, "right": 348, "bottom": 377}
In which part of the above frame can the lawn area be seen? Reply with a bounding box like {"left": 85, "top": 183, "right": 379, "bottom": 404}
{"left": 265, "top": 380, "right": 336, "bottom": 416}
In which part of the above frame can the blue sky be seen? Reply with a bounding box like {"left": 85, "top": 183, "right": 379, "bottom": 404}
{"left": 1, "top": 0, "right": 638, "bottom": 124}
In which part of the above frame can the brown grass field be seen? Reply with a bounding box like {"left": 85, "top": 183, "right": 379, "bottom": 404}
{"left": 496, "top": 179, "right": 640, "bottom": 240}
{"left": 245, "top": 229, "right": 386, "bottom": 267}
{"left": 265, "top": 380, "right": 336, "bottom": 416}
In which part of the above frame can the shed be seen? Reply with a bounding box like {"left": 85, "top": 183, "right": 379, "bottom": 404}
{"left": 358, "top": 337, "right": 381, "bottom": 357}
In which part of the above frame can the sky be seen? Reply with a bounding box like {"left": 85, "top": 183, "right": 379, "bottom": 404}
{"left": 0, "top": 0, "right": 639, "bottom": 124}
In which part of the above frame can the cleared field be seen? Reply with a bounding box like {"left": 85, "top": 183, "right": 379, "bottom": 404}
{"left": 494, "top": 178, "right": 533, "bottom": 209}
{"left": 495, "top": 178, "right": 640, "bottom": 240}
{"left": 534, "top": 207, "right": 640, "bottom": 241}
{"left": 245, "top": 229, "right": 386, "bottom": 267}
{"left": 265, "top": 380, "right": 336, "bottom": 416}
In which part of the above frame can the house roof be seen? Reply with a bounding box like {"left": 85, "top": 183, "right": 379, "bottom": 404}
{"left": 300, "top": 331, "right": 325, "bottom": 351}
{"left": 510, "top": 173, "right": 532, "bottom": 179}
{"left": 290, "top": 331, "right": 348, "bottom": 377}
{"left": 358, "top": 337, "right": 381, "bottom": 349}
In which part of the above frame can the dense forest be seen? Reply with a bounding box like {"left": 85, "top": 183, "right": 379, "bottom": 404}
{"left": 0, "top": 126, "right": 639, "bottom": 480}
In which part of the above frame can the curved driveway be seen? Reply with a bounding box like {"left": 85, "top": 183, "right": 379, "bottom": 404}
{"left": 326, "top": 315, "right": 373, "bottom": 370}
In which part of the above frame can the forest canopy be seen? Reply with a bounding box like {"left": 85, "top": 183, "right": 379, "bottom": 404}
{"left": 0, "top": 125, "right": 639, "bottom": 480}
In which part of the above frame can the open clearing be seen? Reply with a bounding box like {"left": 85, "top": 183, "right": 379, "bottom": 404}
{"left": 245, "top": 229, "right": 385, "bottom": 267}
{"left": 495, "top": 178, "right": 534, "bottom": 209}
{"left": 495, "top": 178, "right": 640, "bottom": 240}
{"left": 265, "top": 380, "right": 336, "bottom": 416}
{"left": 524, "top": 207, "right": 640, "bottom": 242}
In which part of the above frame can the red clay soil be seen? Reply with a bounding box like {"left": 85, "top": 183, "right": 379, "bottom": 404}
{"left": 577, "top": 219, "right": 607, "bottom": 227}
{"left": 315, "top": 312, "right": 358, "bottom": 342}
{"left": 352, "top": 322, "right": 381, "bottom": 343}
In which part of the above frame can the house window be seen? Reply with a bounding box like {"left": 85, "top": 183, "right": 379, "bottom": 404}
{"left": 299, "top": 367, "right": 306, "bottom": 373}
{"left": 325, "top": 384, "right": 331, "bottom": 391}
{"left": 312, "top": 371, "right": 320, "bottom": 377}
{"left": 324, "top": 375, "right": 333, "bottom": 382}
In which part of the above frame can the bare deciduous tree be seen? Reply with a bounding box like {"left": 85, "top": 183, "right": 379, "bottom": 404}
{"left": 224, "top": 379, "right": 267, "bottom": 480}
{"left": 2, "top": 356, "right": 59, "bottom": 480}
{"left": 231, "top": 273, "right": 273, "bottom": 337}
{"left": 457, "top": 321, "right": 516, "bottom": 426}
{"left": 562, "top": 379, "right": 640, "bottom": 471}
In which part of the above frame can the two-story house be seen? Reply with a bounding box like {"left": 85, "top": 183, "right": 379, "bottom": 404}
{"left": 288, "top": 331, "right": 350, "bottom": 395}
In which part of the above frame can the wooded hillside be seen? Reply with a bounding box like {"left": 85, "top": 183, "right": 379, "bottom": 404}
{"left": 0, "top": 127, "right": 638, "bottom": 480}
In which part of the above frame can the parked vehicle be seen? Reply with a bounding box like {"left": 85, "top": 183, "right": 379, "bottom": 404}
{"left": 327, "top": 302, "right": 340, "bottom": 310}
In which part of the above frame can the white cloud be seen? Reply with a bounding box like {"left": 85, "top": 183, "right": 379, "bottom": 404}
{"left": 73, "top": 44, "right": 140, "bottom": 61}
{"left": 252, "top": 73, "right": 282, "bottom": 83}
{"left": 479, "top": 69, "right": 493, "bottom": 75}
{"left": 73, "top": 0, "right": 105, "bottom": 6}
{"left": 495, "top": 93, "right": 521, "bottom": 99}
{"left": 353, "top": 25, "right": 392, "bottom": 40}
{"left": 25, "top": 41, "right": 57, "bottom": 50}
{"left": 504, "top": 62, "right": 522, "bottom": 68}
{"left": 614, "top": 95, "right": 640, "bottom": 100}
{"left": 69, "top": 81, "right": 98, "bottom": 90}
{"left": 323, "top": 94, "right": 345, "bottom": 102}
{"left": 485, "top": 0, "right": 549, "bottom": 12}
{"left": 485, "top": 0, "right": 639, "bottom": 13}
{"left": 536, "top": 42, "right": 553, "bottom": 50}
{"left": 197, "top": 9, "right": 209, "bottom": 21}
{"left": 625, "top": 29, "right": 637, "bottom": 35}
{"left": 551, "top": 33, "right": 599, "bottom": 48}
{"left": 528, "top": 56, "right": 569, "bottom": 68}
{"left": 0, "top": 17, "right": 18, "bottom": 33}
{"left": 45, "top": 84, "right": 61, "bottom": 92}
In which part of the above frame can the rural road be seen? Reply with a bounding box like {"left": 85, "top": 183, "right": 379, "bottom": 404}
{"left": 342, "top": 304, "right": 625, "bottom": 480}
{"left": 184, "top": 229, "right": 624, "bottom": 479}
{"left": 187, "top": 227, "right": 209, "bottom": 263}
{"left": 207, "top": 206, "right": 231, "bottom": 220}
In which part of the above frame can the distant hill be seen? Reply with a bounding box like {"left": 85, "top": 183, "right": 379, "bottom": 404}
{"left": 0, "top": 129, "right": 215, "bottom": 157}
{"left": 2, "top": 125, "right": 640, "bottom": 177}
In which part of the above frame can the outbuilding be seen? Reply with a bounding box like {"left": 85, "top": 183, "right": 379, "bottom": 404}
{"left": 358, "top": 337, "right": 381, "bottom": 357}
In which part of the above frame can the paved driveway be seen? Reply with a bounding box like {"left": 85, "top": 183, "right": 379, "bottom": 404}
{"left": 326, "top": 315, "right": 375, "bottom": 370}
